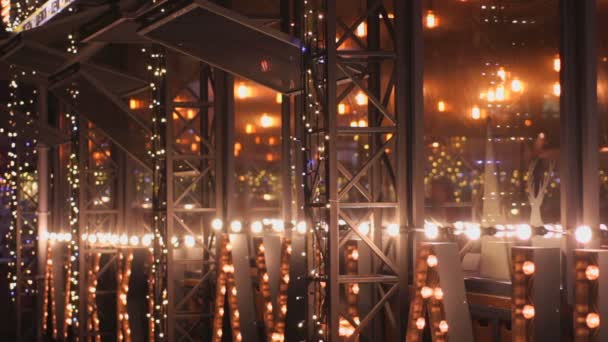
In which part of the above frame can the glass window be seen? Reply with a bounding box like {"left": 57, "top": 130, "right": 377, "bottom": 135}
{"left": 423, "top": 0, "right": 561, "bottom": 280}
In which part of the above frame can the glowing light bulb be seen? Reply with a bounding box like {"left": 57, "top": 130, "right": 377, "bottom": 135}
{"left": 586, "top": 265, "right": 600, "bottom": 281}
{"left": 511, "top": 79, "right": 523, "bottom": 93}
{"left": 230, "top": 220, "right": 242, "bottom": 233}
{"left": 437, "top": 100, "right": 446, "bottom": 112}
{"left": 420, "top": 286, "right": 433, "bottom": 299}
{"left": 471, "top": 106, "right": 481, "bottom": 120}
{"left": 497, "top": 68, "right": 506, "bottom": 81}
{"left": 522, "top": 305, "right": 535, "bottom": 319}
{"left": 358, "top": 222, "right": 370, "bottom": 236}
{"left": 184, "top": 235, "right": 195, "bottom": 248}
{"left": 522, "top": 261, "right": 535, "bottom": 275}
{"left": 427, "top": 255, "right": 438, "bottom": 268}
{"left": 575, "top": 225, "right": 593, "bottom": 244}
{"left": 355, "top": 91, "right": 368, "bottom": 106}
{"left": 434, "top": 287, "right": 444, "bottom": 300}
{"left": 251, "top": 221, "right": 263, "bottom": 234}
{"left": 439, "top": 320, "right": 449, "bottom": 333}
{"left": 553, "top": 82, "right": 561, "bottom": 97}
{"left": 272, "top": 220, "right": 285, "bottom": 233}
{"left": 425, "top": 10, "right": 438, "bottom": 29}
{"left": 586, "top": 313, "right": 600, "bottom": 329}
{"left": 296, "top": 221, "right": 307, "bottom": 234}
{"left": 236, "top": 83, "right": 251, "bottom": 99}
{"left": 516, "top": 224, "right": 532, "bottom": 240}
{"left": 338, "top": 103, "right": 346, "bottom": 114}
{"left": 211, "top": 218, "right": 223, "bottom": 231}
{"left": 464, "top": 222, "right": 481, "bottom": 240}
{"left": 416, "top": 317, "right": 426, "bottom": 330}
{"left": 260, "top": 113, "right": 275, "bottom": 128}
{"left": 386, "top": 223, "right": 399, "bottom": 237}
{"left": 553, "top": 56, "right": 561, "bottom": 72}
{"left": 424, "top": 222, "right": 439, "bottom": 239}
{"left": 356, "top": 22, "right": 367, "bottom": 37}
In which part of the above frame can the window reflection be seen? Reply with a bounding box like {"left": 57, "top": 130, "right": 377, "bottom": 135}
{"left": 424, "top": 0, "right": 560, "bottom": 280}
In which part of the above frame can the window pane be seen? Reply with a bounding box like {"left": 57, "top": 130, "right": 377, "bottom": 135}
{"left": 423, "top": 1, "right": 561, "bottom": 280}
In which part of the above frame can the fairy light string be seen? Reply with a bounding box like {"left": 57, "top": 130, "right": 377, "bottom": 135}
{"left": 147, "top": 45, "right": 169, "bottom": 340}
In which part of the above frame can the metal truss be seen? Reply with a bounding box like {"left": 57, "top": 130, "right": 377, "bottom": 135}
{"left": 301, "top": 0, "right": 412, "bottom": 340}
{"left": 78, "top": 121, "right": 125, "bottom": 341}
{"left": 163, "top": 59, "right": 222, "bottom": 342}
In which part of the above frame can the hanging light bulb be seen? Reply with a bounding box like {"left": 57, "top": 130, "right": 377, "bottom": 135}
{"left": 425, "top": 10, "right": 438, "bottom": 29}
{"left": 471, "top": 106, "right": 481, "bottom": 120}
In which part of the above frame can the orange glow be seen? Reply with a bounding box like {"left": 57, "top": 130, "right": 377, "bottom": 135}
{"left": 338, "top": 103, "right": 347, "bottom": 115}
{"left": 437, "top": 101, "right": 446, "bottom": 112}
{"left": 522, "top": 305, "right": 535, "bottom": 319}
{"left": 236, "top": 83, "right": 252, "bottom": 99}
{"left": 511, "top": 79, "right": 523, "bottom": 93}
{"left": 420, "top": 286, "right": 433, "bottom": 299}
{"left": 260, "top": 113, "right": 276, "bottom": 128}
{"left": 586, "top": 313, "right": 600, "bottom": 329}
{"left": 265, "top": 153, "right": 275, "bottom": 162}
{"left": 355, "top": 91, "right": 368, "bottom": 106}
{"left": 495, "top": 85, "right": 505, "bottom": 101}
{"left": 471, "top": 106, "right": 481, "bottom": 120}
{"left": 439, "top": 320, "right": 449, "bottom": 334}
{"left": 245, "top": 124, "right": 255, "bottom": 134}
{"left": 522, "top": 261, "right": 535, "bottom": 275}
{"left": 586, "top": 265, "right": 600, "bottom": 281}
{"left": 173, "top": 112, "right": 179, "bottom": 120}
{"left": 268, "top": 137, "right": 277, "bottom": 145}
{"left": 356, "top": 22, "right": 367, "bottom": 37}
{"left": 350, "top": 120, "right": 358, "bottom": 127}
{"left": 255, "top": 136, "right": 261, "bottom": 144}
{"left": 434, "top": 287, "right": 444, "bottom": 300}
{"left": 553, "top": 55, "right": 561, "bottom": 72}
{"left": 129, "top": 98, "right": 143, "bottom": 110}
{"left": 415, "top": 317, "right": 426, "bottom": 330}
{"left": 426, "top": 255, "right": 438, "bottom": 267}
{"left": 357, "top": 119, "right": 368, "bottom": 127}
{"left": 191, "top": 143, "right": 198, "bottom": 152}
{"left": 186, "top": 109, "right": 195, "bottom": 120}
{"left": 425, "top": 10, "right": 438, "bottom": 29}
{"left": 524, "top": 119, "right": 532, "bottom": 127}
{"left": 234, "top": 142, "right": 242, "bottom": 156}
{"left": 497, "top": 67, "right": 506, "bottom": 81}
{"left": 275, "top": 93, "right": 282, "bottom": 104}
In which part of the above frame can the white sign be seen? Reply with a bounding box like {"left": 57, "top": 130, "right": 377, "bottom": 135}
{"left": 15, "top": 0, "right": 75, "bottom": 32}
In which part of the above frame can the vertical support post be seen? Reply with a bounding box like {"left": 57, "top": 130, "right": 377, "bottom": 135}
{"left": 325, "top": 0, "right": 340, "bottom": 340}
{"left": 77, "top": 115, "right": 88, "bottom": 341}
{"left": 36, "top": 85, "right": 49, "bottom": 342}
{"left": 165, "top": 56, "right": 176, "bottom": 342}
{"left": 280, "top": 0, "right": 293, "bottom": 226}
{"left": 214, "top": 69, "right": 235, "bottom": 221}
{"left": 395, "top": 0, "right": 424, "bottom": 338}
{"left": 560, "top": 0, "right": 599, "bottom": 302}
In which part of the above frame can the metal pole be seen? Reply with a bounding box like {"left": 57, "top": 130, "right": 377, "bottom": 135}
{"left": 325, "top": 0, "right": 340, "bottom": 340}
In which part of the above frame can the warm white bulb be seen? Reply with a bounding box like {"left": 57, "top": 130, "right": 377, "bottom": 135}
{"left": 250, "top": 221, "right": 263, "bottom": 234}
{"left": 424, "top": 222, "right": 439, "bottom": 239}
{"left": 358, "top": 222, "right": 370, "bottom": 236}
{"left": 184, "top": 235, "right": 195, "bottom": 248}
{"left": 464, "top": 222, "right": 481, "bottom": 240}
{"left": 230, "top": 220, "right": 242, "bottom": 233}
{"left": 516, "top": 224, "right": 532, "bottom": 240}
{"left": 386, "top": 223, "right": 399, "bottom": 237}
{"left": 296, "top": 221, "right": 307, "bottom": 234}
{"left": 575, "top": 225, "right": 593, "bottom": 244}
{"left": 211, "top": 218, "right": 223, "bottom": 231}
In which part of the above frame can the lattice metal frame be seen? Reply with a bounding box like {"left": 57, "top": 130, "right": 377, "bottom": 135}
{"left": 301, "top": 0, "right": 413, "bottom": 340}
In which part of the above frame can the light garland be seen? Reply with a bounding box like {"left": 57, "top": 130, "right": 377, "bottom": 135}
{"left": 117, "top": 249, "right": 133, "bottom": 342}
{"left": 147, "top": 45, "right": 169, "bottom": 340}
{"left": 65, "top": 85, "right": 82, "bottom": 337}
{"left": 86, "top": 253, "right": 101, "bottom": 342}
{"left": 212, "top": 234, "right": 242, "bottom": 342}
{"left": 42, "top": 243, "right": 58, "bottom": 339}
{"left": 340, "top": 243, "right": 359, "bottom": 338}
